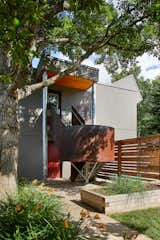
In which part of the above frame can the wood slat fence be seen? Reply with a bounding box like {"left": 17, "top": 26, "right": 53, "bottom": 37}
{"left": 97, "top": 135, "right": 160, "bottom": 180}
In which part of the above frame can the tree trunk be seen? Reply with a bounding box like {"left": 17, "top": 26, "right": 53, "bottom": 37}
{"left": 0, "top": 85, "right": 18, "bottom": 199}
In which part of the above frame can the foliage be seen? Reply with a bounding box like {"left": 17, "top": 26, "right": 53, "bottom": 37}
{"left": 145, "top": 77, "right": 160, "bottom": 135}
{"left": 0, "top": 184, "right": 80, "bottom": 240}
{"left": 0, "top": 0, "right": 159, "bottom": 86}
{"left": 137, "top": 76, "right": 160, "bottom": 136}
{"left": 112, "top": 207, "right": 160, "bottom": 240}
{"left": 111, "top": 63, "right": 141, "bottom": 83}
{"left": 137, "top": 78, "right": 152, "bottom": 136}
{"left": 0, "top": 0, "right": 105, "bottom": 67}
{"left": 100, "top": 175, "right": 146, "bottom": 195}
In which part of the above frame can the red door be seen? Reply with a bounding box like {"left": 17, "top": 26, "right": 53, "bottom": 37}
{"left": 48, "top": 142, "right": 60, "bottom": 178}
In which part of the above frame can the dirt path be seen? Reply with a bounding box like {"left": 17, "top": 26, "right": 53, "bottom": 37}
{"left": 46, "top": 179, "right": 152, "bottom": 240}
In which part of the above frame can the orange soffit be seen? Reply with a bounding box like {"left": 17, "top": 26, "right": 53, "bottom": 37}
{"left": 54, "top": 75, "right": 93, "bottom": 90}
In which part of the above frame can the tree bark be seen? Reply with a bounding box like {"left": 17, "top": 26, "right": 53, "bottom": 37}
{"left": 0, "top": 85, "right": 18, "bottom": 199}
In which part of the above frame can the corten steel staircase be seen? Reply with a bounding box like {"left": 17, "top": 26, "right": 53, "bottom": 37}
{"left": 47, "top": 104, "right": 114, "bottom": 182}
{"left": 71, "top": 106, "right": 104, "bottom": 182}
{"left": 71, "top": 106, "right": 85, "bottom": 182}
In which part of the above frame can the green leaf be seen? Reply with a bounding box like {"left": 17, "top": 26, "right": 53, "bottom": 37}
{"left": 13, "top": 17, "right": 20, "bottom": 26}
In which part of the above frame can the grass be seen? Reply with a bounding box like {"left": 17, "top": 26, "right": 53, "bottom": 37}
{"left": 111, "top": 207, "right": 160, "bottom": 240}
{"left": 99, "top": 175, "right": 146, "bottom": 196}
{"left": 0, "top": 183, "right": 80, "bottom": 240}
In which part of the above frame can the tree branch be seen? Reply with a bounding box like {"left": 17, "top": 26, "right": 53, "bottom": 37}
{"left": 44, "top": 1, "right": 64, "bottom": 20}
{"left": 107, "top": 42, "right": 140, "bottom": 53}
{"left": 18, "top": 39, "right": 106, "bottom": 99}
{"left": 37, "top": 38, "right": 72, "bottom": 52}
{"left": 47, "top": 38, "right": 70, "bottom": 44}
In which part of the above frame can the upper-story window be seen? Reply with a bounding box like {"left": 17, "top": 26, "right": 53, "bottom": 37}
{"left": 48, "top": 91, "right": 61, "bottom": 116}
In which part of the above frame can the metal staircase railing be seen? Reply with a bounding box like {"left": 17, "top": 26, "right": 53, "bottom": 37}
{"left": 71, "top": 105, "right": 85, "bottom": 125}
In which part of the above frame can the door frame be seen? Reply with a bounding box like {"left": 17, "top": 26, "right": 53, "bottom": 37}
{"left": 47, "top": 89, "right": 62, "bottom": 178}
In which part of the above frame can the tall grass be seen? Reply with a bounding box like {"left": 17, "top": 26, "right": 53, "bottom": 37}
{"left": 0, "top": 184, "right": 80, "bottom": 240}
{"left": 101, "top": 175, "right": 146, "bottom": 195}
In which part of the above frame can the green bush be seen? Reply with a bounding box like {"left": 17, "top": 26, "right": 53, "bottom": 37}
{"left": 0, "top": 184, "right": 80, "bottom": 240}
{"left": 101, "top": 175, "right": 146, "bottom": 195}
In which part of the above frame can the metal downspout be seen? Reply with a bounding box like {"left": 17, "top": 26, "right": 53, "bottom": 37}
{"left": 42, "top": 71, "right": 48, "bottom": 180}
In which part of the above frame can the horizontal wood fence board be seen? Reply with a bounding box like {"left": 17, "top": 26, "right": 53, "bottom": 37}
{"left": 139, "top": 167, "right": 160, "bottom": 172}
{"left": 121, "top": 152, "right": 158, "bottom": 157}
{"left": 97, "top": 135, "right": 160, "bottom": 181}
{"left": 121, "top": 157, "right": 158, "bottom": 162}
{"left": 121, "top": 172, "right": 160, "bottom": 179}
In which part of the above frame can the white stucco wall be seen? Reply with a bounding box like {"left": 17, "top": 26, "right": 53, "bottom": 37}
{"left": 95, "top": 83, "right": 139, "bottom": 140}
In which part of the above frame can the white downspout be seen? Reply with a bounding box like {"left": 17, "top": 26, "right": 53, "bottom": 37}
{"left": 42, "top": 71, "right": 48, "bottom": 180}
{"left": 93, "top": 83, "right": 96, "bottom": 125}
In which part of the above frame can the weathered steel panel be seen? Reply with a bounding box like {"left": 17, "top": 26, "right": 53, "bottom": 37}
{"left": 61, "top": 126, "right": 114, "bottom": 162}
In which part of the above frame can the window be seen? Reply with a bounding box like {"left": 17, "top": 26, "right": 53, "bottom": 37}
{"left": 48, "top": 91, "right": 61, "bottom": 116}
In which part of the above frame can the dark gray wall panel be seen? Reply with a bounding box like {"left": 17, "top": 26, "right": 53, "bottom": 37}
{"left": 18, "top": 90, "right": 43, "bottom": 180}
{"left": 18, "top": 135, "right": 43, "bottom": 180}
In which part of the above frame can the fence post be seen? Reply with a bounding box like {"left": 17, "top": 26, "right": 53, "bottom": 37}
{"left": 117, "top": 141, "right": 122, "bottom": 176}
{"left": 137, "top": 138, "right": 141, "bottom": 175}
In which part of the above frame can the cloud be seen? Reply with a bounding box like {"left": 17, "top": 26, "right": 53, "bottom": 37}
{"left": 53, "top": 51, "right": 69, "bottom": 61}
{"left": 137, "top": 53, "right": 160, "bottom": 80}
{"left": 32, "top": 57, "right": 40, "bottom": 68}
{"left": 146, "top": 64, "right": 160, "bottom": 71}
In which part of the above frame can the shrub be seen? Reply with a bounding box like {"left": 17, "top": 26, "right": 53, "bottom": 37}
{"left": 101, "top": 175, "right": 146, "bottom": 195}
{"left": 0, "top": 184, "right": 80, "bottom": 240}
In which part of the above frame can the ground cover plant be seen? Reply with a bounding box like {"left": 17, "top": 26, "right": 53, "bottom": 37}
{"left": 0, "top": 183, "right": 80, "bottom": 240}
{"left": 111, "top": 207, "right": 160, "bottom": 240}
{"left": 98, "top": 175, "right": 146, "bottom": 196}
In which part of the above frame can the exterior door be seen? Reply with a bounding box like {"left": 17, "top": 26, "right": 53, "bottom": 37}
{"left": 47, "top": 90, "right": 61, "bottom": 178}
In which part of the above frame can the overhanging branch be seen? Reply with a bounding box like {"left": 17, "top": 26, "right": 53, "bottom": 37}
{"left": 108, "top": 42, "right": 140, "bottom": 53}
{"left": 18, "top": 39, "right": 106, "bottom": 99}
